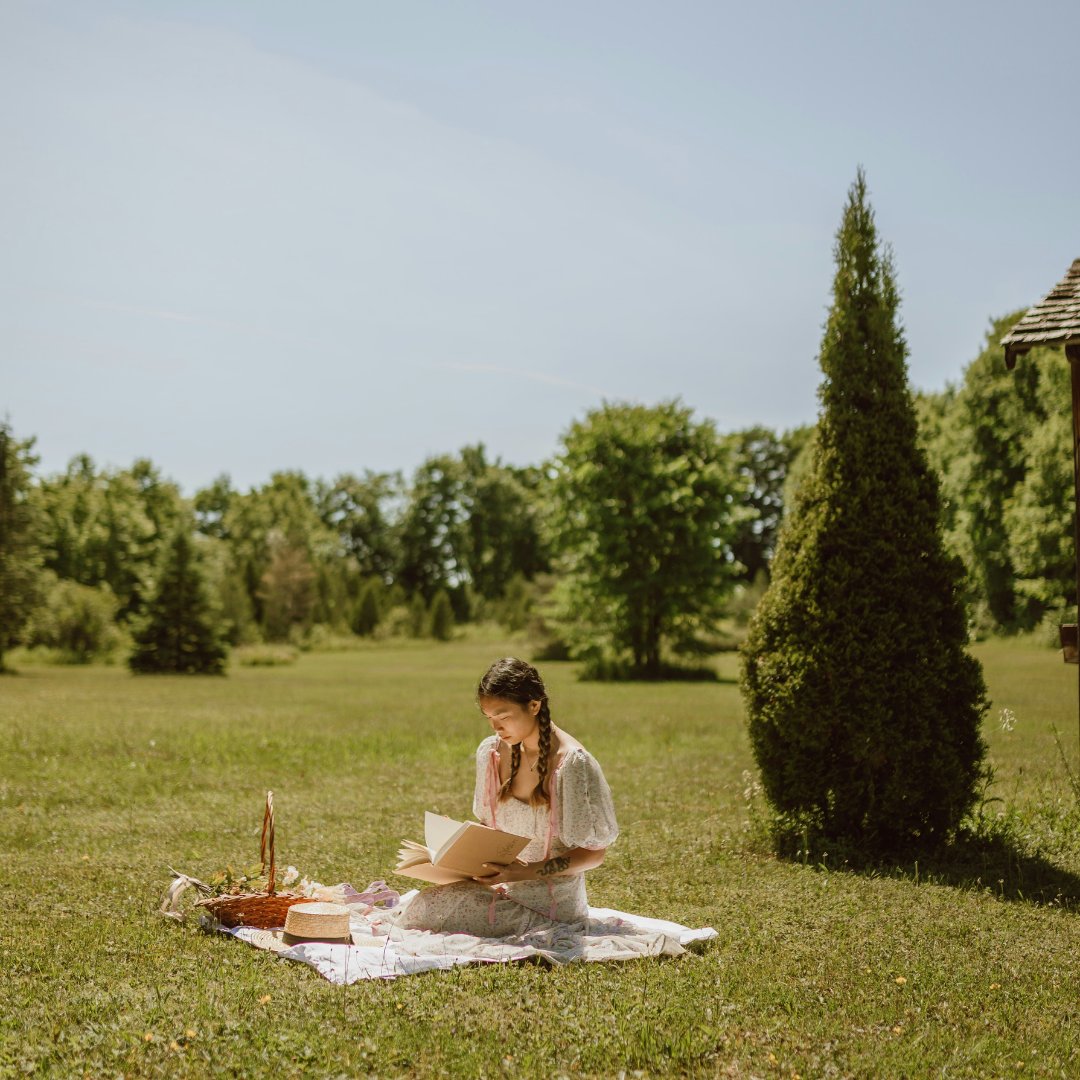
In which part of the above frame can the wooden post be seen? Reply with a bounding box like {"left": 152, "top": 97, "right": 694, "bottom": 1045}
{"left": 1068, "top": 343, "right": 1080, "bottom": 765}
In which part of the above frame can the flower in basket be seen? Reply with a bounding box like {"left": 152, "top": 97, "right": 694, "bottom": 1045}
{"left": 205, "top": 862, "right": 278, "bottom": 898}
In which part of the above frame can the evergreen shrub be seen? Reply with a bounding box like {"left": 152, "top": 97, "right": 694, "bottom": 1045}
{"left": 408, "top": 594, "right": 429, "bottom": 638}
{"left": 740, "top": 171, "right": 988, "bottom": 855}
{"left": 352, "top": 580, "right": 382, "bottom": 637}
{"left": 429, "top": 589, "right": 455, "bottom": 641}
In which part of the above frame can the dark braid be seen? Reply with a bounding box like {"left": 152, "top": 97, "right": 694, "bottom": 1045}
{"left": 499, "top": 742, "right": 523, "bottom": 802}
{"left": 531, "top": 700, "right": 552, "bottom": 807}
{"left": 479, "top": 657, "right": 553, "bottom": 807}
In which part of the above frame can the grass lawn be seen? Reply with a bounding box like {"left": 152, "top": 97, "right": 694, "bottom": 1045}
{"left": 2, "top": 636, "right": 1079, "bottom": 1077}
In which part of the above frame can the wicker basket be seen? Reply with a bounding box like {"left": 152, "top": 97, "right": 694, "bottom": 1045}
{"left": 195, "top": 792, "right": 310, "bottom": 929}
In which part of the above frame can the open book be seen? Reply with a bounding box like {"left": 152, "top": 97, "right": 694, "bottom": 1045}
{"left": 394, "top": 812, "right": 531, "bottom": 885}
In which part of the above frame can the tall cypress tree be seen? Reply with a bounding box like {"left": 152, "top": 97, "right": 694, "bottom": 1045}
{"left": 129, "top": 525, "right": 227, "bottom": 674}
{"left": 740, "top": 171, "right": 987, "bottom": 854}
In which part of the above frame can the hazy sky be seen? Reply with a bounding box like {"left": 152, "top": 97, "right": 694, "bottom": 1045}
{"left": 2, "top": 0, "right": 1076, "bottom": 494}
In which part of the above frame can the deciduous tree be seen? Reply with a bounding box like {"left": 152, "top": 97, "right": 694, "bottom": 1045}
{"left": 547, "top": 399, "right": 740, "bottom": 676}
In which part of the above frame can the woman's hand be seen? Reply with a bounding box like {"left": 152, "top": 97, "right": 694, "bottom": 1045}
{"left": 471, "top": 858, "right": 531, "bottom": 888}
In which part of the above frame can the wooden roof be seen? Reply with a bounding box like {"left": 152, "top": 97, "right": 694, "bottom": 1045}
{"left": 1002, "top": 258, "right": 1080, "bottom": 369}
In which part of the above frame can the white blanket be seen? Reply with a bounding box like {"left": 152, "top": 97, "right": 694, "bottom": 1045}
{"left": 225, "top": 890, "right": 717, "bottom": 985}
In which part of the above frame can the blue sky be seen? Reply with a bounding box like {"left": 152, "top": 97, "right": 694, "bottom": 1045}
{"left": 2, "top": 0, "right": 1076, "bottom": 494}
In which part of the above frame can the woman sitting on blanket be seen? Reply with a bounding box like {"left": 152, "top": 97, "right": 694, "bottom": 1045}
{"left": 394, "top": 656, "right": 619, "bottom": 937}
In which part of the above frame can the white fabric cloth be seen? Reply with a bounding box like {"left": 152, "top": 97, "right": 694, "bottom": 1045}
{"left": 227, "top": 891, "right": 717, "bottom": 984}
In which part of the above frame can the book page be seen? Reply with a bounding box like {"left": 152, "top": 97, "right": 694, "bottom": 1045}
{"left": 424, "top": 812, "right": 469, "bottom": 860}
{"left": 393, "top": 861, "right": 471, "bottom": 886}
{"left": 436, "top": 821, "right": 530, "bottom": 875}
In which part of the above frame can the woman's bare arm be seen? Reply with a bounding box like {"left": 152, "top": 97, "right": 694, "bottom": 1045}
{"left": 472, "top": 846, "right": 606, "bottom": 886}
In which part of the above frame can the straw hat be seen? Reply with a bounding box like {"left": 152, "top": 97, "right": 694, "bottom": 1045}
{"left": 281, "top": 902, "right": 352, "bottom": 945}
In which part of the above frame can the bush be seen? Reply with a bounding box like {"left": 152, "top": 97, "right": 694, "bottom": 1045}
{"left": 429, "top": 589, "right": 455, "bottom": 642}
{"left": 352, "top": 580, "right": 382, "bottom": 637}
{"left": 375, "top": 604, "right": 414, "bottom": 640}
{"left": 492, "top": 573, "right": 531, "bottom": 632}
{"left": 408, "top": 594, "right": 429, "bottom": 638}
{"left": 28, "top": 576, "right": 123, "bottom": 663}
{"left": 579, "top": 653, "right": 718, "bottom": 682}
{"left": 232, "top": 644, "right": 299, "bottom": 667}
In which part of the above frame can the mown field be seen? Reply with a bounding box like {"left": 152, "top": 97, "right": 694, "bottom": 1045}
{"left": 2, "top": 636, "right": 1079, "bottom": 1078}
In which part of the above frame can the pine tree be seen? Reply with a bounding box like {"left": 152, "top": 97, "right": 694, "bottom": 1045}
{"left": 740, "top": 171, "right": 987, "bottom": 854}
{"left": 0, "top": 420, "right": 46, "bottom": 671}
{"left": 129, "top": 525, "right": 228, "bottom": 674}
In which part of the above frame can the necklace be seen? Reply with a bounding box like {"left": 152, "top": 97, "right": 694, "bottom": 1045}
{"left": 521, "top": 744, "right": 539, "bottom": 772}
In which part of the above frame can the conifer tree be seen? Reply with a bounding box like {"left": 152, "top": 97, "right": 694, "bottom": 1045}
{"left": 129, "top": 525, "right": 228, "bottom": 674}
{"left": 740, "top": 171, "right": 987, "bottom": 854}
{"left": 0, "top": 421, "right": 45, "bottom": 671}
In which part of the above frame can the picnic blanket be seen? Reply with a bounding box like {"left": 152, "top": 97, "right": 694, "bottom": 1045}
{"left": 216, "top": 888, "right": 717, "bottom": 985}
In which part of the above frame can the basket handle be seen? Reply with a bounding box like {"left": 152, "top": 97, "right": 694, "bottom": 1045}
{"left": 260, "top": 791, "right": 276, "bottom": 895}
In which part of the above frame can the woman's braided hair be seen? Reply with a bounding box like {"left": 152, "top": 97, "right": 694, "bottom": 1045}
{"left": 478, "top": 657, "right": 552, "bottom": 807}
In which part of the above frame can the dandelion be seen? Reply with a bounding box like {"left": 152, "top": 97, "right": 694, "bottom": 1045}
{"left": 168, "top": 1041, "right": 180, "bottom": 1052}
{"left": 185, "top": 1028, "right": 197, "bottom": 1039}
{"left": 999, "top": 708, "right": 1017, "bottom": 732}
{"left": 990, "top": 982, "right": 1001, "bottom": 990}
{"left": 143, "top": 1033, "right": 154, "bottom": 1043}
{"left": 892, "top": 1026, "right": 902, "bottom": 1035}
{"left": 258, "top": 994, "right": 272, "bottom": 1005}
{"left": 767, "top": 1052, "right": 777, "bottom": 1064}
{"left": 894, "top": 976, "right": 907, "bottom": 985}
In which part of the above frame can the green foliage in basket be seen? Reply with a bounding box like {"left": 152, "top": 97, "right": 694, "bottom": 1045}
{"left": 205, "top": 862, "right": 295, "bottom": 897}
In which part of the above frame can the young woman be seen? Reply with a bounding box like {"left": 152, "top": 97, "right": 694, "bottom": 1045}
{"left": 393, "top": 656, "right": 619, "bottom": 937}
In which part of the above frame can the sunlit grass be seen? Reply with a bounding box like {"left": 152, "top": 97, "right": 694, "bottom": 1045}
{"left": 1, "top": 636, "right": 1079, "bottom": 1076}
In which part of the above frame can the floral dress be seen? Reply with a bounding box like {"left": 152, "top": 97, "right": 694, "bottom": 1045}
{"left": 393, "top": 734, "right": 619, "bottom": 937}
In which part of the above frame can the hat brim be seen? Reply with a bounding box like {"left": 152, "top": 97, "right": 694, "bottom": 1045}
{"left": 281, "top": 931, "right": 353, "bottom": 946}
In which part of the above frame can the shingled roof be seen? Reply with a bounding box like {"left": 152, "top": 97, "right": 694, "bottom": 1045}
{"left": 1002, "top": 258, "right": 1080, "bottom": 369}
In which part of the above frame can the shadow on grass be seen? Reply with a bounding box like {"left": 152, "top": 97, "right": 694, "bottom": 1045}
{"left": 577, "top": 660, "right": 734, "bottom": 684}
{"left": 804, "top": 828, "right": 1080, "bottom": 911}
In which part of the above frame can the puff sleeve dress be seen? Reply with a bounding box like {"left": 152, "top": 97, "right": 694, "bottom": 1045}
{"left": 393, "top": 734, "right": 619, "bottom": 937}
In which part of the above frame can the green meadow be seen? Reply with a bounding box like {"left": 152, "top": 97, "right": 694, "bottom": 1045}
{"left": 2, "top": 637, "right": 1079, "bottom": 1078}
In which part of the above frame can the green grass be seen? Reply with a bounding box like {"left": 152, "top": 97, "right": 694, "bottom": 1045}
{"left": 2, "top": 637, "right": 1080, "bottom": 1077}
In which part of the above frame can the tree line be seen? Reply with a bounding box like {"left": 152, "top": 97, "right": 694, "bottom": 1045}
{"left": 0, "top": 307, "right": 1073, "bottom": 675}
{"left": 0, "top": 417, "right": 800, "bottom": 674}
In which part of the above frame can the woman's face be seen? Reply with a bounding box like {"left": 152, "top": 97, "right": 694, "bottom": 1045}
{"left": 479, "top": 695, "right": 541, "bottom": 745}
